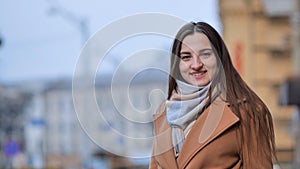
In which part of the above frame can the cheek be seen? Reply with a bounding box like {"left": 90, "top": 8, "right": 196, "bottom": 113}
{"left": 179, "top": 61, "right": 189, "bottom": 74}
{"left": 206, "top": 59, "right": 218, "bottom": 76}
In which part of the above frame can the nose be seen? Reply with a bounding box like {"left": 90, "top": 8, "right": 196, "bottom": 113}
{"left": 190, "top": 55, "right": 203, "bottom": 69}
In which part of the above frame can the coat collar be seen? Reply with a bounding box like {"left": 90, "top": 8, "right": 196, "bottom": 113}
{"left": 152, "top": 98, "right": 240, "bottom": 169}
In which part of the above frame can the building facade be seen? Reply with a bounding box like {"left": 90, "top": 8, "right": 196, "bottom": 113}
{"left": 24, "top": 69, "right": 168, "bottom": 169}
{"left": 219, "top": 0, "right": 297, "bottom": 166}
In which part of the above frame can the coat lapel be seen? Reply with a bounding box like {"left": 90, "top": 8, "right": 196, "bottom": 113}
{"left": 152, "top": 98, "right": 240, "bottom": 169}
{"left": 152, "top": 111, "right": 179, "bottom": 169}
{"left": 177, "top": 98, "right": 240, "bottom": 168}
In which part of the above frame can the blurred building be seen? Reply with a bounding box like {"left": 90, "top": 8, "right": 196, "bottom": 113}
{"left": 22, "top": 69, "right": 167, "bottom": 169}
{"left": 0, "top": 85, "right": 30, "bottom": 168}
{"left": 219, "top": 0, "right": 298, "bottom": 167}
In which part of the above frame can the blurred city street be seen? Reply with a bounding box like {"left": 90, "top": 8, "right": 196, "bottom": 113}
{"left": 0, "top": 0, "right": 300, "bottom": 169}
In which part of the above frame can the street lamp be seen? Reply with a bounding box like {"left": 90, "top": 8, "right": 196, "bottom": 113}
{"left": 46, "top": 4, "right": 92, "bottom": 167}
{"left": 47, "top": 7, "right": 89, "bottom": 46}
{"left": 47, "top": 6, "right": 90, "bottom": 77}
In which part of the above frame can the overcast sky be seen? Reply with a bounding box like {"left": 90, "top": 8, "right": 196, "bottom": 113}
{"left": 0, "top": 0, "right": 221, "bottom": 84}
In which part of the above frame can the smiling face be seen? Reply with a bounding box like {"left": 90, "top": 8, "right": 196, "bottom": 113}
{"left": 179, "top": 32, "right": 218, "bottom": 87}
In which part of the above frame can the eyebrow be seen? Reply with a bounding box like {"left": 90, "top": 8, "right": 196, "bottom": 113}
{"left": 180, "top": 48, "right": 213, "bottom": 55}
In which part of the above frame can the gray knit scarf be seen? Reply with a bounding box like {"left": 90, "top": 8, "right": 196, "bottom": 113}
{"left": 166, "top": 80, "right": 213, "bottom": 155}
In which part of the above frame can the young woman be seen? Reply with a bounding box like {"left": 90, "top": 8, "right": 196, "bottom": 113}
{"left": 149, "top": 22, "right": 276, "bottom": 169}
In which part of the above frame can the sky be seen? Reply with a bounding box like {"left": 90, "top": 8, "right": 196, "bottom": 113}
{"left": 0, "top": 0, "right": 221, "bottom": 84}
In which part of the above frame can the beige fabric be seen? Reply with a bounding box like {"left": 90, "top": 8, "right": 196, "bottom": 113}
{"left": 149, "top": 98, "right": 273, "bottom": 169}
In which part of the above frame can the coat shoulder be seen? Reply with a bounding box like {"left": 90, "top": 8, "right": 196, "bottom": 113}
{"left": 153, "top": 101, "right": 166, "bottom": 118}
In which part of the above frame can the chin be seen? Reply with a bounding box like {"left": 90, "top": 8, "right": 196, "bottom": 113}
{"left": 194, "top": 81, "right": 210, "bottom": 87}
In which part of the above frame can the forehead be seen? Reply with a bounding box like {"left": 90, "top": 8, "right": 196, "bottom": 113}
{"left": 181, "top": 32, "right": 211, "bottom": 51}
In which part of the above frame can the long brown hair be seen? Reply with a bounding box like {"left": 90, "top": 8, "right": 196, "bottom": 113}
{"left": 168, "top": 22, "right": 276, "bottom": 167}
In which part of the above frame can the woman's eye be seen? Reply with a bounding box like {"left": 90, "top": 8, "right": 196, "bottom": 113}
{"left": 200, "top": 52, "right": 211, "bottom": 59}
{"left": 180, "top": 55, "right": 191, "bottom": 61}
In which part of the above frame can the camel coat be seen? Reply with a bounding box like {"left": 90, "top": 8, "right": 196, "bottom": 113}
{"left": 149, "top": 99, "right": 272, "bottom": 169}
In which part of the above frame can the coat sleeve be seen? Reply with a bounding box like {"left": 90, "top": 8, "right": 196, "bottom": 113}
{"left": 149, "top": 152, "right": 158, "bottom": 169}
{"left": 149, "top": 143, "right": 163, "bottom": 169}
{"left": 149, "top": 102, "right": 166, "bottom": 169}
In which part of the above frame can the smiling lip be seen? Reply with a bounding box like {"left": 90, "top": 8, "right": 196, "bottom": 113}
{"left": 190, "top": 71, "right": 207, "bottom": 79}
